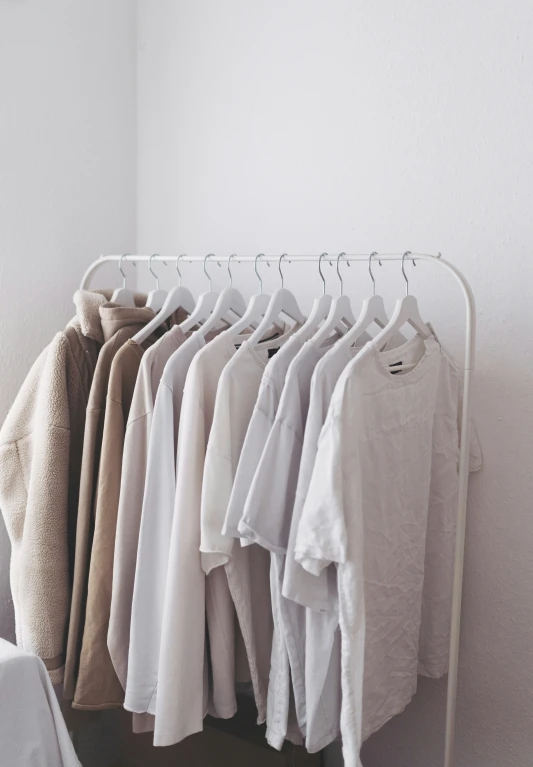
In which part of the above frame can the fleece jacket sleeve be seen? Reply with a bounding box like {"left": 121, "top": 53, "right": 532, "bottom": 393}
{"left": 0, "top": 335, "right": 73, "bottom": 684}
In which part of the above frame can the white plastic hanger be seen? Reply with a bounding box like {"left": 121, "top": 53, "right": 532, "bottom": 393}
{"left": 179, "top": 254, "right": 222, "bottom": 333}
{"left": 247, "top": 254, "right": 307, "bottom": 348}
{"left": 371, "top": 251, "right": 431, "bottom": 352}
{"left": 111, "top": 254, "right": 136, "bottom": 307}
{"left": 145, "top": 254, "right": 168, "bottom": 312}
{"left": 279, "top": 252, "right": 333, "bottom": 345}
{"left": 194, "top": 254, "right": 248, "bottom": 338}
{"left": 223, "top": 254, "right": 283, "bottom": 344}
{"left": 312, "top": 253, "right": 371, "bottom": 347}
{"left": 132, "top": 254, "right": 196, "bottom": 345}
{"left": 333, "top": 251, "right": 407, "bottom": 352}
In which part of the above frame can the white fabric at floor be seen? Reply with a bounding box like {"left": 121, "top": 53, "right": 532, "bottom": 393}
{"left": 0, "top": 638, "right": 80, "bottom": 767}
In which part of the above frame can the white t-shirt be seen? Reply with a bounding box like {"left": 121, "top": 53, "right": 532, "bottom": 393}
{"left": 295, "top": 334, "right": 482, "bottom": 767}
{"left": 222, "top": 335, "right": 304, "bottom": 540}
{"left": 154, "top": 333, "right": 239, "bottom": 747}
{"left": 223, "top": 334, "right": 305, "bottom": 750}
{"left": 0, "top": 639, "right": 80, "bottom": 767}
{"left": 124, "top": 330, "right": 207, "bottom": 719}
{"left": 282, "top": 341, "right": 361, "bottom": 610}
{"left": 110, "top": 327, "right": 187, "bottom": 695}
{"left": 277, "top": 341, "right": 363, "bottom": 753}
{"left": 200, "top": 340, "right": 273, "bottom": 723}
{"left": 238, "top": 339, "right": 337, "bottom": 753}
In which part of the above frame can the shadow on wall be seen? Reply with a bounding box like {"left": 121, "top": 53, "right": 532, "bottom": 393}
{"left": 323, "top": 674, "right": 447, "bottom": 767}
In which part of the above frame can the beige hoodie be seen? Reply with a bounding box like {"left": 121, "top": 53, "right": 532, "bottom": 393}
{"left": 0, "top": 290, "right": 147, "bottom": 684}
{"left": 63, "top": 304, "right": 160, "bottom": 700}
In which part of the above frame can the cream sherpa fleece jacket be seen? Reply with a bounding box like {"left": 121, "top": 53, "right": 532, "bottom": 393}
{"left": 0, "top": 290, "right": 146, "bottom": 684}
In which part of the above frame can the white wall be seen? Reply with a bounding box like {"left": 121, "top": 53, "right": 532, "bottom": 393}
{"left": 137, "top": 2, "right": 533, "bottom": 766}
{"left": 0, "top": 0, "right": 137, "bottom": 650}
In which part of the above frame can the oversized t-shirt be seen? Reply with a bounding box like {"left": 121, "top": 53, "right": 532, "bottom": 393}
{"left": 200, "top": 340, "right": 273, "bottom": 724}
{"left": 280, "top": 341, "right": 365, "bottom": 752}
{"left": 222, "top": 335, "right": 304, "bottom": 541}
{"left": 222, "top": 334, "right": 305, "bottom": 749}
{"left": 237, "top": 338, "right": 337, "bottom": 753}
{"left": 295, "top": 334, "right": 482, "bottom": 767}
{"left": 154, "top": 333, "right": 240, "bottom": 747}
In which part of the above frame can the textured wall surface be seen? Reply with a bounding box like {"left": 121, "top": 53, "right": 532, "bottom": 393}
{"left": 136, "top": 2, "right": 533, "bottom": 766}
{"left": 0, "top": 0, "right": 137, "bottom": 643}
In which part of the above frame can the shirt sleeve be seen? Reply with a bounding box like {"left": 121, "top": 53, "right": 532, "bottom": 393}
{"left": 124, "top": 383, "right": 177, "bottom": 716}
{"left": 200, "top": 382, "right": 234, "bottom": 573}
{"left": 294, "top": 411, "right": 348, "bottom": 575}
{"left": 109, "top": 406, "right": 151, "bottom": 690}
{"left": 281, "top": 396, "right": 332, "bottom": 610}
{"left": 0, "top": 342, "right": 72, "bottom": 685}
{"left": 418, "top": 364, "right": 482, "bottom": 679}
{"left": 440, "top": 344, "right": 483, "bottom": 473}
{"left": 222, "top": 381, "right": 277, "bottom": 540}
{"left": 74, "top": 397, "right": 125, "bottom": 708}
{"left": 237, "top": 415, "right": 302, "bottom": 554}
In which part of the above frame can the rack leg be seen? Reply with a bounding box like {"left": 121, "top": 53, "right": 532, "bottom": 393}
{"left": 444, "top": 366, "right": 474, "bottom": 767}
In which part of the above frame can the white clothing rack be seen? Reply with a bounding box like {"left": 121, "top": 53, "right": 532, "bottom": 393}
{"left": 81, "top": 252, "right": 475, "bottom": 767}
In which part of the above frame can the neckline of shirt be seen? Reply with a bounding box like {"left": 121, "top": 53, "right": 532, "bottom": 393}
{"left": 260, "top": 333, "right": 306, "bottom": 382}
{"left": 371, "top": 332, "right": 439, "bottom": 384}
{"left": 238, "top": 339, "right": 269, "bottom": 370}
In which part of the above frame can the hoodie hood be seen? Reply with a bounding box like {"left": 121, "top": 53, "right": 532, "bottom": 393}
{"left": 71, "top": 290, "right": 149, "bottom": 345}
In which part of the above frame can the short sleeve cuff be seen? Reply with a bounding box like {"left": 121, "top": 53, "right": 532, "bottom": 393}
{"left": 294, "top": 545, "right": 331, "bottom": 576}
{"left": 237, "top": 518, "right": 287, "bottom": 555}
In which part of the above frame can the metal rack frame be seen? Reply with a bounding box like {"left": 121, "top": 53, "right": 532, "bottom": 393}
{"left": 81, "top": 252, "right": 475, "bottom": 767}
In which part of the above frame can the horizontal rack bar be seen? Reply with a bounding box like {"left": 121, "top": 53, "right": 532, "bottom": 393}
{"left": 85, "top": 252, "right": 442, "bottom": 263}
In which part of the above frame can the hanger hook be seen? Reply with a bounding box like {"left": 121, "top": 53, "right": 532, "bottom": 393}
{"left": 228, "top": 254, "right": 238, "bottom": 287}
{"left": 204, "top": 254, "right": 216, "bottom": 291}
{"left": 401, "top": 251, "right": 414, "bottom": 296}
{"left": 118, "top": 254, "right": 129, "bottom": 289}
{"left": 278, "top": 254, "right": 289, "bottom": 288}
{"left": 368, "top": 251, "right": 382, "bottom": 296}
{"left": 176, "top": 254, "right": 187, "bottom": 285}
{"left": 336, "top": 252, "right": 350, "bottom": 296}
{"left": 149, "top": 254, "right": 160, "bottom": 290}
{"left": 318, "top": 253, "right": 328, "bottom": 296}
{"left": 255, "top": 253, "right": 265, "bottom": 295}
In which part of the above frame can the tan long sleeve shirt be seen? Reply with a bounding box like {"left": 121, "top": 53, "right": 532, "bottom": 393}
{"left": 73, "top": 309, "right": 188, "bottom": 711}
{"left": 72, "top": 339, "right": 148, "bottom": 709}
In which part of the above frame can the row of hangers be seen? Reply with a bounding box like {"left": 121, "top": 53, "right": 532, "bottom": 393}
{"left": 110, "top": 251, "right": 431, "bottom": 367}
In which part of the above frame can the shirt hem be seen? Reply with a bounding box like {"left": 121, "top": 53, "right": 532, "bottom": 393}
{"left": 306, "top": 727, "right": 341, "bottom": 753}
{"left": 266, "top": 727, "right": 286, "bottom": 751}
{"left": 200, "top": 548, "right": 231, "bottom": 574}
{"left": 72, "top": 700, "right": 124, "bottom": 711}
{"left": 124, "top": 700, "right": 156, "bottom": 716}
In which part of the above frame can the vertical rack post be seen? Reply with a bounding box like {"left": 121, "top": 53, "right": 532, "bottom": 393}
{"left": 437, "top": 259, "right": 476, "bottom": 767}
